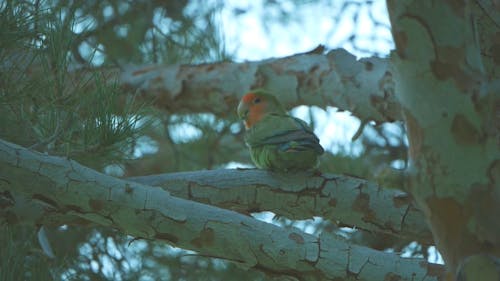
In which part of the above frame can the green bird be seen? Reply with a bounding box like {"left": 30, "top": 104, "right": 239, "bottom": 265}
{"left": 237, "top": 90, "right": 324, "bottom": 172}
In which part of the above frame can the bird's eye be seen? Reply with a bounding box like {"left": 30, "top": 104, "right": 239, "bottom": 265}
{"left": 253, "top": 97, "right": 261, "bottom": 104}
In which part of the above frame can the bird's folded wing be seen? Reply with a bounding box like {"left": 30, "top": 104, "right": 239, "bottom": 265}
{"left": 245, "top": 115, "right": 324, "bottom": 154}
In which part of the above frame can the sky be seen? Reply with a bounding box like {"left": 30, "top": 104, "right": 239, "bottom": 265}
{"left": 218, "top": 0, "right": 393, "bottom": 60}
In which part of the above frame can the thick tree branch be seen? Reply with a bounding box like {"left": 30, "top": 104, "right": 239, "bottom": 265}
{"left": 4, "top": 48, "right": 401, "bottom": 122}
{"left": 120, "top": 49, "right": 401, "bottom": 123}
{"left": 0, "top": 139, "right": 442, "bottom": 280}
{"left": 128, "top": 170, "right": 432, "bottom": 243}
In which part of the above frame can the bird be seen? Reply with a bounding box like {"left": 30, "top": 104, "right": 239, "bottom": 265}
{"left": 237, "top": 90, "right": 324, "bottom": 172}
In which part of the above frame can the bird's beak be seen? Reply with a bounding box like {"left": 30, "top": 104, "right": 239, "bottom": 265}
{"left": 237, "top": 101, "right": 248, "bottom": 121}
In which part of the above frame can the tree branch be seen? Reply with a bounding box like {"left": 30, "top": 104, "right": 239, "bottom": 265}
{"left": 120, "top": 49, "right": 401, "bottom": 123}
{"left": 0, "top": 139, "right": 442, "bottom": 280}
{"left": 128, "top": 169, "right": 432, "bottom": 243}
{"left": 3, "top": 48, "right": 402, "bottom": 123}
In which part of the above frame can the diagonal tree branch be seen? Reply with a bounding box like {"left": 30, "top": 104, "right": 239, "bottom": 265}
{"left": 0, "top": 138, "right": 442, "bottom": 280}
{"left": 128, "top": 170, "right": 432, "bottom": 243}
{"left": 120, "top": 49, "right": 401, "bottom": 123}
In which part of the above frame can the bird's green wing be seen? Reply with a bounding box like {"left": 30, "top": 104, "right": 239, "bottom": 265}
{"left": 245, "top": 114, "right": 324, "bottom": 155}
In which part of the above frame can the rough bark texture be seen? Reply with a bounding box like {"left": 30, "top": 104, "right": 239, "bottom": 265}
{"left": 5, "top": 48, "right": 400, "bottom": 123}
{"left": 386, "top": 0, "right": 500, "bottom": 279}
{"left": 0, "top": 139, "right": 444, "bottom": 280}
{"left": 121, "top": 49, "right": 401, "bottom": 123}
{"left": 129, "top": 170, "right": 432, "bottom": 242}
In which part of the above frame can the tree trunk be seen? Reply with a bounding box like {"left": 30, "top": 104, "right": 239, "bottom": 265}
{"left": 386, "top": 0, "right": 500, "bottom": 279}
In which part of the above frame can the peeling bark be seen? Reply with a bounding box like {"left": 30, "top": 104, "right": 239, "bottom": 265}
{"left": 128, "top": 170, "right": 432, "bottom": 243}
{"left": 4, "top": 48, "right": 402, "bottom": 122}
{"left": 120, "top": 49, "right": 401, "bottom": 123}
{"left": 0, "top": 139, "right": 443, "bottom": 280}
{"left": 387, "top": 0, "right": 500, "bottom": 277}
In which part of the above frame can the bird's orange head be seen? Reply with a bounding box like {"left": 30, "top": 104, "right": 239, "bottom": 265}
{"left": 237, "top": 90, "right": 285, "bottom": 129}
